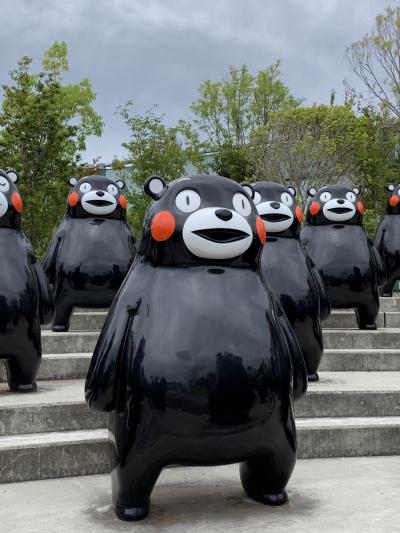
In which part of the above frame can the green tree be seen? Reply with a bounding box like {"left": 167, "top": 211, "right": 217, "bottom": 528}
{"left": 116, "top": 102, "right": 206, "bottom": 234}
{"left": 191, "top": 62, "right": 302, "bottom": 181}
{"left": 251, "top": 104, "right": 399, "bottom": 233}
{"left": 346, "top": 6, "right": 400, "bottom": 118}
{"left": 0, "top": 41, "right": 103, "bottom": 255}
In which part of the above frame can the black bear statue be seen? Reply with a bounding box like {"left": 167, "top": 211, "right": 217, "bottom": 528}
{"left": 0, "top": 169, "right": 54, "bottom": 392}
{"left": 85, "top": 174, "right": 307, "bottom": 521}
{"left": 374, "top": 183, "right": 400, "bottom": 296}
{"left": 43, "top": 175, "right": 137, "bottom": 332}
{"left": 252, "top": 181, "right": 330, "bottom": 381}
{"left": 301, "top": 185, "right": 386, "bottom": 329}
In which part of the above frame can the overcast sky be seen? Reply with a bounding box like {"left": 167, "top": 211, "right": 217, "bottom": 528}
{"left": 0, "top": 0, "right": 392, "bottom": 163}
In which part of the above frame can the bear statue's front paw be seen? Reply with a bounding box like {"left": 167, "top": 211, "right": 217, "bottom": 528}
{"left": 115, "top": 501, "right": 150, "bottom": 521}
{"left": 260, "top": 491, "right": 288, "bottom": 506}
{"left": 52, "top": 324, "right": 68, "bottom": 332}
{"left": 11, "top": 382, "right": 37, "bottom": 393}
{"left": 307, "top": 372, "right": 319, "bottom": 382}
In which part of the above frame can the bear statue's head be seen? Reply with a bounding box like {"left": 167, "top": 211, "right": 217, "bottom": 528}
{"left": 139, "top": 174, "right": 266, "bottom": 267}
{"left": 385, "top": 184, "right": 400, "bottom": 215}
{"left": 305, "top": 184, "right": 365, "bottom": 226}
{"left": 66, "top": 175, "right": 127, "bottom": 220}
{"left": 250, "top": 181, "right": 302, "bottom": 237}
{"left": 0, "top": 169, "right": 23, "bottom": 229}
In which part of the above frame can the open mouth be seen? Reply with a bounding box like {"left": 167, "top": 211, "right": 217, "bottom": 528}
{"left": 328, "top": 207, "right": 352, "bottom": 214}
{"left": 87, "top": 199, "right": 113, "bottom": 207}
{"left": 261, "top": 213, "right": 291, "bottom": 222}
{"left": 193, "top": 228, "right": 250, "bottom": 243}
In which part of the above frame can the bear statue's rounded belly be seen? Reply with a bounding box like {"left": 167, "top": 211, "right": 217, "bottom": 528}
{"left": 58, "top": 219, "right": 132, "bottom": 292}
{"left": 126, "top": 267, "right": 289, "bottom": 430}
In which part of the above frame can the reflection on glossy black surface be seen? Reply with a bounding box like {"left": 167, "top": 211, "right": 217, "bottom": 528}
{"left": 301, "top": 185, "right": 386, "bottom": 330}
{"left": 374, "top": 183, "right": 400, "bottom": 296}
{"left": 252, "top": 182, "right": 330, "bottom": 381}
{"left": 0, "top": 169, "right": 54, "bottom": 392}
{"left": 43, "top": 175, "right": 137, "bottom": 331}
{"left": 85, "top": 174, "right": 307, "bottom": 521}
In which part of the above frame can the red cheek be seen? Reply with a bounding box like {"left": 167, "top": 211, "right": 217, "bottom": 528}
{"left": 151, "top": 211, "right": 176, "bottom": 241}
{"left": 389, "top": 195, "right": 399, "bottom": 207}
{"left": 68, "top": 192, "right": 79, "bottom": 207}
{"left": 357, "top": 201, "right": 365, "bottom": 215}
{"left": 256, "top": 216, "right": 266, "bottom": 244}
{"left": 12, "top": 192, "right": 23, "bottom": 213}
{"left": 296, "top": 206, "right": 304, "bottom": 224}
{"left": 310, "top": 202, "right": 320, "bottom": 216}
{"left": 119, "top": 195, "right": 127, "bottom": 209}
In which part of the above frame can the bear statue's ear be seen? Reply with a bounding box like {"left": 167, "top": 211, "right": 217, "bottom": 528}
{"left": 116, "top": 180, "right": 125, "bottom": 189}
{"left": 287, "top": 186, "right": 296, "bottom": 197}
{"left": 144, "top": 175, "right": 167, "bottom": 199}
{"left": 241, "top": 183, "right": 254, "bottom": 199}
{"left": 353, "top": 186, "right": 360, "bottom": 195}
{"left": 6, "top": 169, "right": 19, "bottom": 183}
{"left": 68, "top": 177, "right": 78, "bottom": 187}
{"left": 388, "top": 184, "right": 395, "bottom": 192}
{"left": 308, "top": 186, "right": 317, "bottom": 197}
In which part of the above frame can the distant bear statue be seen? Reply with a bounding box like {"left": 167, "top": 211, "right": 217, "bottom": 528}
{"left": 43, "top": 175, "right": 137, "bottom": 332}
{"left": 0, "top": 169, "right": 54, "bottom": 392}
{"left": 85, "top": 174, "right": 307, "bottom": 521}
{"left": 252, "top": 181, "right": 330, "bottom": 381}
{"left": 301, "top": 185, "right": 386, "bottom": 329}
{"left": 374, "top": 183, "right": 400, "bottom": 296}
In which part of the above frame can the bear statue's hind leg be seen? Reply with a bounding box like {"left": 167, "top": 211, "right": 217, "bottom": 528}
{"left": 112, "top": 454, "right": 163, "bottom": 521}
{"left": 380, "top": 273, "right": 398, "bottom": 297}
{"left": 52, "top": 301, "right": 73, "bottom": 332}
{"left": 355, "top": 299, "right": 379, "bottom": 330}
{"left": 239, "top": 437, "right": 296, "bottom": 506}
{"left": 5, "top": 345, "right": 40, "bottom": 392}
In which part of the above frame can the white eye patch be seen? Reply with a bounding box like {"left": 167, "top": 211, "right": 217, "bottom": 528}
{"left": 175, "top": 189, "right": 201, "bottom": 213}
{"left": 0, "top": 177, "right": 10, "bottom": 193}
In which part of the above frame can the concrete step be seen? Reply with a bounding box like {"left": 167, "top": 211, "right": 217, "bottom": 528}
{"left": 3, "top": 344, "right": 400, "bottom": 385}
{"left": 0, "top": 379, "right": 106, "bottom": 435}
{"left": 379, "top": 296, "right": 400, "bottom": 310}
{"left": 323, "top": 328, "right": 400, "bottom": 349}
{"left": 42, "top": 331, "right": 98, "bottom": 354}
{"left": 1, "top": 373, "right": 399, "bottom": 436}
{"left": 1, "top": 456, "right": 399, "bottom": 531}
{"left": 321, "top": 349, "right": 400, "bottom": 371}
{"left": 0, "top": 353, "right": 91, "bottom": 383}
{"left": 2, "top": 346, "right": 400, "bottom": 384}
{"left": 325, "top": 310, "right": 400, "bottom": 329}
{"left": 1, "top": 417, "right": 399, "bottom": 483}
{"left": 40, "top": 328, "right": 400, "bottom": 354}
{"left": 43, "top": 310, "right": 107, "bottom": 332}
{"left": 3, "top": 347, "right": 398, "bottom": 383}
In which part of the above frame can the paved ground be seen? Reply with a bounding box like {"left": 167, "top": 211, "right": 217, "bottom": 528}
{"left": 1, "top": 456, "right": 399, "bottom": 533}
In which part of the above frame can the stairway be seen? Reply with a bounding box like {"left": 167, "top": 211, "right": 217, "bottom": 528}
{"left": 1, "top": 299, "right": 399, "bottom": 483}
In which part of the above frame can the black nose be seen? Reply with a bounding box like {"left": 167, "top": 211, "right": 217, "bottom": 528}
{"left": 215, "top": 209, "right": 233, "bottom": 221}
{"left": 270, "top": 202, "right": 281, "bottom": 209}
{"left": 337, "top": 199, "right": 345, "bottom": 205}
{"left": 96, "top": 191, "right": 105, "bottom": 197}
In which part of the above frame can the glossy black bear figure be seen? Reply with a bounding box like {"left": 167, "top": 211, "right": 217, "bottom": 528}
{"left": 43, "top": 175, "right": 137, "bottom": 332}
{"left": 301, "top": 185, "right": 386, "bottom": 330}
{"left": 374, "top": 183, "right": 400, "bottom": 296}
{"left": 252, "top": 182, "right": 330, "bottom": 382}
{"left": 0, "top": 169, "right": 54, "bottom": 392}
{"left": 85, "top": 174, "right": 307, "bottom": 521}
